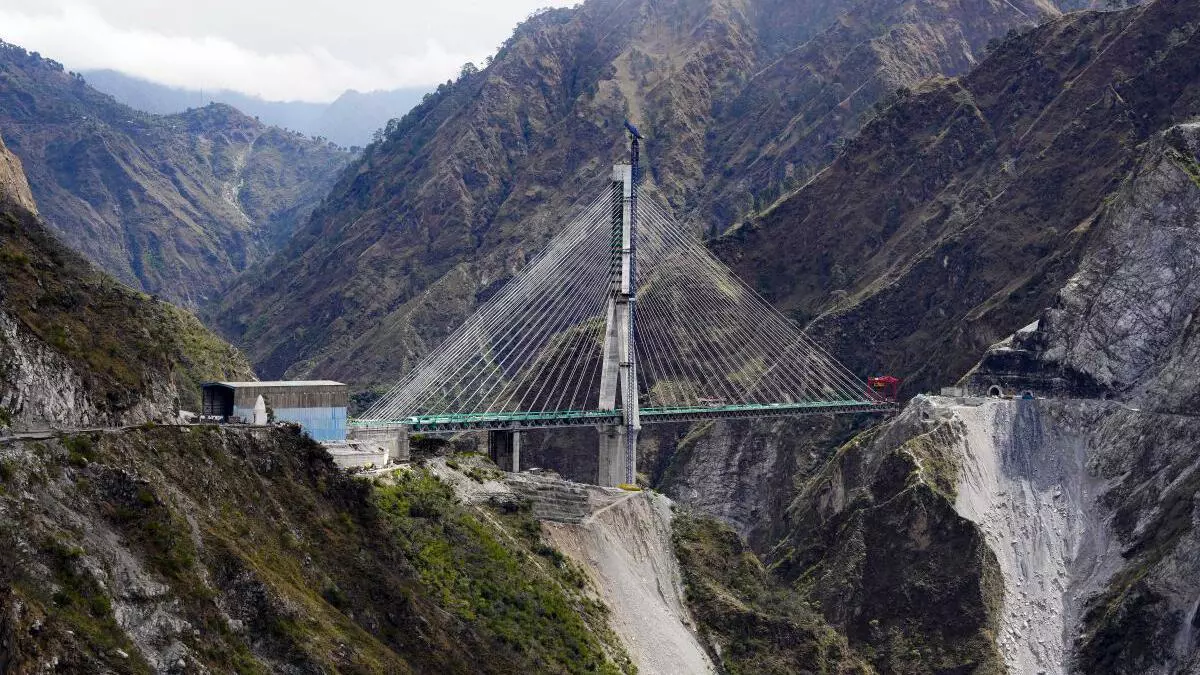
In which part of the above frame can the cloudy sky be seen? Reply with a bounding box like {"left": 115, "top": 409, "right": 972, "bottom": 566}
{"left": 0, "top": 0, "right": 576, "bottom": 101}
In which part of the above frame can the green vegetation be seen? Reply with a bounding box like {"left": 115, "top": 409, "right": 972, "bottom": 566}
{"left": 375, "top": 468, "right": 629, "bottom": 673}
{"left": 768, "top": 419, "right": 1006, "bottom": 675}
{"left": 1078, "top": 463, "right": 1200, "bottom": 672}
{"left": 445, "top": 454, "right": 505, "bottom": 482}
{"left": 0, "top": 423, "right": 632, "bottom": 673}
{"left": 1166, "top": 145, "right": 1200, "bottom": 189}
{"left": 18, "top": 535, "right": 155, "bottom": 674}
{"left": 0, "top": 42, "right": 350, "bottom": 306}
{"left": 63, "top": 432, "right": 97, "bottom": 467}
{"left": 673, "top": 512, "right": 867, "bottom": 674}
{"left": 0, "top": 201, "right": 252, "bottom": 416}
{"left": 898, "top": 422, "right": 965, "bottom": 500}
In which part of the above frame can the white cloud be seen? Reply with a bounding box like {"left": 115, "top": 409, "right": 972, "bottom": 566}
{"left": 0, "top": 1, "right": 566, "bottom": 101}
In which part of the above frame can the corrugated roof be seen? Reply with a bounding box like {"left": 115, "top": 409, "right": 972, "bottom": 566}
{"left": 205, "top": 380, "right": 345, "bottom": 388}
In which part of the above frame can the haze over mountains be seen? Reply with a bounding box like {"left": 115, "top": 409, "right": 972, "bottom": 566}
{"left": 83, "top": 69, "right": 428, "bottom": 148}
{"left": 0, "top": 41, "right": 351, "bottom": 307}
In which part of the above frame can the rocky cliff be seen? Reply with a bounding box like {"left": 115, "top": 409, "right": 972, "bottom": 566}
{"left": 211, "top": 0, "right": 1069, "bottom": 385}
{"left": 0, "top": 41, "right": 351, "bottom": 307}
{"left": 718, "top": 0, "right": 1200, "bottom": 396}
{"left": 731, "top": 394, "right": 1200, "bottom": 674}
{"left": 642, "top": 0, "right": 1200, "bottom": 548}
{"left": 0, "top": 426, "right": 632, "bottom": 673}
{"left": 656, "top": 6, "right": 1200, "bottom": 669}
{"left": 969, "top": 121, "right": 1200, "bottom": 412}
{"left": 0, "top": 183, "right": 252, "bottom": 429}
{"left": 0, "top": 133, "right": 34, "bottom": 214}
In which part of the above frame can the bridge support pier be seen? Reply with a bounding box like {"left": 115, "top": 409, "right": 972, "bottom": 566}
{"left": 488, "top": 429, "right": 521, "bottom": 473}
{"left": 598, "top": 425, "right": 636, "bottom": 486}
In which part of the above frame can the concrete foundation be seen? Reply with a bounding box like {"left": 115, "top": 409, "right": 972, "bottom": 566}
{"left": 346, "top": 426, "right": 410, "bottom": 463}
{"left": 322, "top": 440, "right": 390, "bottom": 469}
{"left": 488, "top": 430, "right": 521, "bottom": 472}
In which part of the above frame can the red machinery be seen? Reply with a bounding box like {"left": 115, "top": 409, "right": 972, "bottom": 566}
{"left": 867, "top": 375, "right": 901, "bottom": 402}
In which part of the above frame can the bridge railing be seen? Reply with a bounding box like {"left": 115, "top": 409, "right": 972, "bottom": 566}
{"left": 351, "top": 399, "right": 894, "bottom": 433}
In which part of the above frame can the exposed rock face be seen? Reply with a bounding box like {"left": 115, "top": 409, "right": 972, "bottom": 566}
{"left": 211, "top": 0, "right": 1068, "bottom": 386}
{"left": 775, "top": 403, "right": 1007, "bottom": 673}
{"left": 0, "top": 134, "right": 35, "bottom": 214}
{"left": 0, "top": 310, "right": 106, "bottom": 429}
{"left": 659, "top": 0, "right": 1199, "bottom": 545}
{"left": 845, "top": 395, "right": 1200, "bottom": 674}
{"left": 972, "top": 122, "right": 1200, "bottom": 410}
{"left": 0, "top": 197, "right": 252, "bottom": 430}
{"left": 543, "top": 492, "right": 717, "bottom": 675}
{"left": 0, "top": 42, "right": 351, "bottom": 307}
{"left": 653, "top": 416, "right": 864, "bottom": 547}
{"left": 719, "top": 0, "right": 1200, "bottom": 396}
{"left": 671, "top": 394, "right": 1200, "bottom": 673}
{"left": 939, "top": 397, "right": 1114, "bottom": 675}
{"left": 0, "top": 427, "right": 631, "bottom": 673}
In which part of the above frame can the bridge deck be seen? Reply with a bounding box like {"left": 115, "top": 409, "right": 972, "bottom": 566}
{"left": 351, "top": 400, "right": 894, "bottom": 433}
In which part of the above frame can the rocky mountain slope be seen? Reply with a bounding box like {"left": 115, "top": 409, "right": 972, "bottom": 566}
{"left": 0, "top": 137, "right": 252, "bottom": 429}
{"left": 727, "top": 393, "right": 1200, "bottom": 675}
{"left": 0, "top": 124, "right": 640, "bottom": 671}
{"left": 670, "top": 111, "right": 1200, "bottom": 668}
{"left": 0, "top": 133, "right": 34, "bottom": 214}
{"left": 969, "top": 120, "right": 1200, "bottom": 410}
{"left": 652, "top": 0, "right": 1199, "bottom": 567}
{"left": 665, "top": 7, "right": 1200, "bottom": 669}
{"left": 0, "top": 426, "right": 634, "bottom": 673}
{"left": 211, "top": 0, "right": 1073, "bottom": 385}
{"left": 0, "top": 41, "right": 352, "bottom": 308}
{"left": 719, "top": 0, "right": 1200, "bottom": 396}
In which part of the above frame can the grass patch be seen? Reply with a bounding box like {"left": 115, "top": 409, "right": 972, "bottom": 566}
{"left": 375, "top": 468, "right": 629, "bottom": 673}
{"left": 0, "top": 202, "right": 253, "bottom": 417}
{"left": 673, "top": 512, "right": 865, "bottom": 674}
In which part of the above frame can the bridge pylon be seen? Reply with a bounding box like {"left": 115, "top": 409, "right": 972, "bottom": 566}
{"left": 597, "top": 161, "right": 639, "bottom": 486}
{"left": 353, "top": 125, "right": 892, "bottom": 485}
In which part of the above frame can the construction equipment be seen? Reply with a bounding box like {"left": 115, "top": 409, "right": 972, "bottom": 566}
{"left": 867, "top": 376, "right": 901, "bottom": 402}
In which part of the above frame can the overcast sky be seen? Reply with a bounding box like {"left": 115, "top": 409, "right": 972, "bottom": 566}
{"left": 0, "top": 0, "right": 576, "bottom": 101}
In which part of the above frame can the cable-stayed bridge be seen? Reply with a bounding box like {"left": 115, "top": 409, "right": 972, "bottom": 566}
{"left": 354, "top": 133, "right": 892, "bottom": 485}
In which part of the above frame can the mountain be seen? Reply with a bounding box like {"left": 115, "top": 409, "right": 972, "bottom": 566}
{"left": 740, "top": 120, "right": 1200, "bottom": 675}
{"left": 211, "top": 0, "right": 1073, "bottom": 386}
{"left": 83, "top": 69, "right": 428, "bottom": 148}
{"left": 650, "top": 3, "right": 1200, "bottom": 671}
{"left": 0, "top": 135, "right": 252, "bottom": 428}
{"left": 717, "top": 0, "right": 1200, "bottom": 396}
{"left": 654, "top": 0, "right": 1198, "bottom": 549}
{"left": 0, "top": 42, "right": 352, "bottom": 308}
{"left": 0, "top": 129, "right": 638, "bottom": 672}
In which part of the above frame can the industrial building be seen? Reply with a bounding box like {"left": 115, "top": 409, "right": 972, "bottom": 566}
{"left": 200, "top": 380, "right": 348, "bottom": 441}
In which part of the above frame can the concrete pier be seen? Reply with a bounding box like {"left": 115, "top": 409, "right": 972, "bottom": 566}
{"left": 598, "top": 425, "right": 634, "bottom": 486}
{"left": 488, "top": 429, "right": 521, "bottom": 472}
